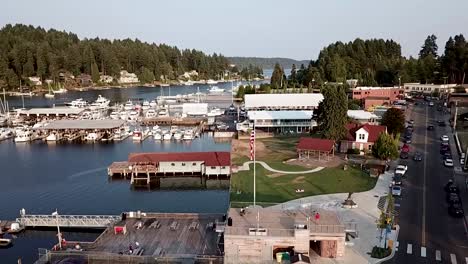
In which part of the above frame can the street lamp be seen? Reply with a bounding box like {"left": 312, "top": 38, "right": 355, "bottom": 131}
{"left": 52, "top": 210, "right": 62, "bottom": 250}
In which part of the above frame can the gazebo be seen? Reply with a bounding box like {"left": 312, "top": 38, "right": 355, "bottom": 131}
{"left": 296, "top": 137, "right": 335, "bottom": 161}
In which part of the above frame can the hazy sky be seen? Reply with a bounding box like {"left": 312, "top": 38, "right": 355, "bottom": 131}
{"left": 2, "top": 0, "right": 468, "bottom": 60}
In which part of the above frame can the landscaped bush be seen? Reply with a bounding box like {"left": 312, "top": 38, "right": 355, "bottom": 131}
{"left": 347, "top": 148, "right": 360, "bottom": 154}
{"left": 371, "top": 246, "right": 391, "bottom": 259}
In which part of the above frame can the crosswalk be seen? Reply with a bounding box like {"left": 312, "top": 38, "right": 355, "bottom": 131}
{"left": 396, "top": 242, "right": 468, "bottom": 263}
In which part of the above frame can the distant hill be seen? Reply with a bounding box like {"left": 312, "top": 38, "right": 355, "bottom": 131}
{"left": 228, "top": 57, "right": 309, "bottom": 69}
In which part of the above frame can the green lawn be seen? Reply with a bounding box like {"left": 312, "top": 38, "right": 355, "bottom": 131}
{"left": 457, "top": 132, "right": 468, "bottom": 151}
{"left": 230, "top": 164, "right": 377, "bottom": 205}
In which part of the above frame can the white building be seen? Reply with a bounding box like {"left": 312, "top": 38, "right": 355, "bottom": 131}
{"left": 404, "top": 83, "right": 458, "bottom": 94}
{"left": 182, "top": 103, "right": 208, "bottom": 116}
{"left": 118, "top": 70, "right": 139, "bottom": 84}
{"left": 347, "top": 110, "right": 379, "bottom": 124}
{"left": 100, "top": 75, "right": 114, "bottom": 84}
{"left": 247, "top": 110, "right": 316, "bottom": 133}
{"left": 244, "top": 93, "right": 323, "bottom": 111}
{"left": 28, "top": 77, "right": 42, "bottom": 86}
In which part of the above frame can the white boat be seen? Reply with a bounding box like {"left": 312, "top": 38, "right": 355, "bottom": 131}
{"left": 170, "top": 125, "right": 178, "bottom": 134}
{"left": 53, "top": 88, "right": 67, "bottom": 94}
{"left": 160, "top": 83, "right": 170, "bottom": 87}
{"left": 163, "top": 132, "right": 172, "bottom": 140}
{"left": 44, "top": 93, "right": 55, "bottom": 99}
{"left": 67, "top": 98, "right": 87, "bottom": 108}
{"left": 89, "top": 95, "right": 110, "bottom": 109}
{"left": 46, "top": 132, "right": 61, "bottom": 142}
{"left": 14, "top": 128, "right": 33, "bottom": 143}
{"left": 109, "top": 112, "right": 120, "bottom": 120}
{"left": 128, "top": 111, "right": 139, "bottom": 121}
{"left": 85, "top": 132, "right": 99, "bottom": 142}
{"left": 207, "top": 107, "right": 224, "bottom": 117}
{"left": 154, "top": 132, "right": 162, "bottom": 140}
{"left": 184, "top": 80, "right": 194, "bottom": 86}
{"left": 132, "top": 130, "right": 142, "bottom": 141}
{"left": 123, "top": 100, "right": 134, "bottom": 111}
{"left": 142, "top": 100, "right": 150, "bottom": 111}
{"left": 183, "top": 129, "right": 194, "bottom": 140}
{"left": 0, "top": 128, "right": 13, "bottom": 140}
{"left": 158, "top": 109, "right": 169, "bottom": 117}
{"left": 151, "top": 125, "right": 160, "bottom": 134}
{"left": 206, "top": 79, "right": 218, "bottom": 85}
{"left": 119, "top": 111, "right": 129, "bottom": 120}
{"left": 145, "top": 109, "right": 157, "bottom": 118}
{"left": 208, "top": 86, "right": 225, "bottom": 93}
{"left": 149, "top": 100, "right": 157, "bottom": 108}
{"left": 173, "top": 130, "right": 183, "bottom": 140}
{"left": 0, "top": 238, "right": 12, "bottom": 247}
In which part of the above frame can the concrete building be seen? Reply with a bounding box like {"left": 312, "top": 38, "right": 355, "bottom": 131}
{"left": 119, "top": 70, "right": 139, "bottom": 84}
{"left": 403, "top": 83, "right": 457, "bottom": 94}
{"left": 244, "top": 93, "right": 323, "bottom": 111}
{"left": 247, "top": 110, "right": 316, "bottom": 133}
{"left": 340, "top": 123, "right": 387, "bottom": 153}
{"left": 347, "top": 110, "right": 379, "bottom": 124}
{"left": 224, "top": 207, "right": 346, "bottom": 263}
{"left": 351, "top": 87, "right": 404, "bottom": 109}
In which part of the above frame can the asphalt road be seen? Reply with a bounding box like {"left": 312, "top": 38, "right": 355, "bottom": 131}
{"left": 386, "top": 101, "right": 468, "bottom": 264}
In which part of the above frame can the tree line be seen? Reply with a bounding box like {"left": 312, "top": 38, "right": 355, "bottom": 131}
{"left": 0, "top": 24, "right": 231, "bottom": 89}
{"left": 271, "top": 35, "right": 468, "bottom": 88}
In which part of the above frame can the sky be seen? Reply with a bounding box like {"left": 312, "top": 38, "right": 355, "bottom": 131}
{"left": 2, "top": 0, "right": 468, "bottom": 60}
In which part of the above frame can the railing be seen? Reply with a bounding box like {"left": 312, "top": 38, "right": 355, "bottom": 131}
{"left": 224, "top": 224, "right": 345, "bottom": 237}
{"left": 254, "top": 121, "right": 312, "bottom": 127}
{"left": 17, "top": 214, "right": 120, "bottom": 228}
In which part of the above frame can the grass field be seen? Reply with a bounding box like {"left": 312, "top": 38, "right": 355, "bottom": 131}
{"left": 230, "top": 164, "right": 377, "bottom": 205}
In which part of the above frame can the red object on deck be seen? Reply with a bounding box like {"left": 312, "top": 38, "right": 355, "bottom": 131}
{"left": 401, "top": 144, "right": 410, "bottom": 153}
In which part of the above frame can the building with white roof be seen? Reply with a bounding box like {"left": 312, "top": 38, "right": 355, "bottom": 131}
{"left": 118, "top": 70, "right": 139, "bottom": 84}
{"left": 403, "top": 83, "right": 457, "bottom": 94}
{"left": 244, "top": 93, "right": 323, "bottom": 110}
{"left": 347, "top": 110, "right": 379, "bottom": 125}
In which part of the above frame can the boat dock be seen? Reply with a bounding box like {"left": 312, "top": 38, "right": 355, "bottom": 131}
{"left": 141, "top": 116, "right": 206, "bottom": 127}
{"left": 36, "top": 212, "right": 224, "bottom": 263}
{"left": 16, "top": 214, "right": 120, "bottom": 228}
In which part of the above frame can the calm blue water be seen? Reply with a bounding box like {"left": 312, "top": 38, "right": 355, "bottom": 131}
{"left": 0, "top": 83, "right": 258, "bottom": 263}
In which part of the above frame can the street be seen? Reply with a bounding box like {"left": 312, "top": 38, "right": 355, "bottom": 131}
{"left": 386, "top": 101, "right": 468, "bottom": 263}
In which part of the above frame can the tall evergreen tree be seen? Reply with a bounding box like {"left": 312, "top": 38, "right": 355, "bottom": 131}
{"left": 270, "top": 63, "right": 284, "bottom": 89}
{"left": 91, "top": 62, "right": 100, "bottom": 83}
{"left": 289, "top": 64, "right": 297, "bottom": 86}
{"left": 317, "top": 85, "right": 348, "bottom": 140}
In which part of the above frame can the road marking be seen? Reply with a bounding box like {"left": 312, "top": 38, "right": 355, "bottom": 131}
{"left": 450, "top": 253, "right": 457, "bottom": 264}
{"left": 407, "top": 243, "right": 412, "bottom": 254}
{"left": 435, "top": 250, "right": 441, "bottom": 261}
{"left": 421, "top": 246, "right": 426, "bottom": 257}
{"left": 422, "top": 105, "right": 428, "bottom": 245}
{"left": 465, "top": 257, "right": 468, "bottom": 264}
{"left": 395, "top": 241, "right": 399, "bottom": 251}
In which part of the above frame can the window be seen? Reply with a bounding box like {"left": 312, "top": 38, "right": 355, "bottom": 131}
{"left": 211, "top": 166, "right": 216, "bottom": 169}
{"left": 171, "top": 163, "right": 175, "bottom": 166}
{"left": 182, "top": 163, "right": 186, "bottom": 166}
{"left": 358, "top": 134, "right": 365, "bottom": 140}
{"left": 192, "top": 162, "right": 197, "bottom": 166}
{"left": 221, "top": 166, "right": 226, "bottom": 169}
{"left": 368, "top": 144, "right": 373, "bottom": 150}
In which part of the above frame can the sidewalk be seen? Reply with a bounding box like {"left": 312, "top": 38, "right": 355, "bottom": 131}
{"left": 235, "top": 160, "right": 325, "bottom": 174}
{"left": 272, "top": 171, "right": 398, "bottom": 264}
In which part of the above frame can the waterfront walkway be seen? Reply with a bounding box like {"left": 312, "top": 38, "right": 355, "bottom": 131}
{"left": 236, "top": 160, "right": 324, "bottom": 174}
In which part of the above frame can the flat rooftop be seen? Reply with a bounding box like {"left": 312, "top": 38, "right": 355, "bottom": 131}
{"left": 244, "top": 93, "right": 323, "bottom": 109}
{"left": 226, "top": 207, "right": 344, "bottom": 237}
{"left": 17, "top": 107, "right": 84, "bottom": 116}
{"left": 84, "top": 213, "right": 224, "bottom": 257}
{"left": 41, "top": 119, "right": 125, "bottom": 130}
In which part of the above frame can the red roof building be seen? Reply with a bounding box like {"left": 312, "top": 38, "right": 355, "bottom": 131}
{"left": 129, "top": 152, "right": 230, "bottom": 167}
{"left": 296, "top": 137, "right": 335, "bottom": 161}
{"left": 340, "top": 123, "right": 387, "bottom": 153}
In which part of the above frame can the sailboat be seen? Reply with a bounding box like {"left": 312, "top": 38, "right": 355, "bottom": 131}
{"left": 45, "top": 83, "right": 55, "bottom": 99}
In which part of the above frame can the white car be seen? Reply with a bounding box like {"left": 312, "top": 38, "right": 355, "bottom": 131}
{"left": 441, "top": 135, "right": 450, "bottom": 142}
{"left": 444, "top": 159, "right": 454, "bottom": 167}
{"left": 429, "top": 102, "right": 434, "bottom": 106}
{"left": 395, "top": 165, "right": 408, "bottom": 175}
{"left": 392, "top": 186, "right": 402, "bottom": 196}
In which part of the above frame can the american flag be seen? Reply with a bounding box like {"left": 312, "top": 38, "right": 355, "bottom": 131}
{"left": 249, "top": 130, "right": 255, "bottom": 160}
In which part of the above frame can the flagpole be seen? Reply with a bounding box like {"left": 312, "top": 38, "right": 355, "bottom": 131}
{"left": 253, "top": 122, "right": 256, "bottom": 208}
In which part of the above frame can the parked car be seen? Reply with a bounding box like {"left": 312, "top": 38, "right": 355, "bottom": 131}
{"left": 448, "top": 203, "right": 464, "bottom": 218}
{"left": 408, "top": 120, "right": 415, "bottom": 125}
{"left": 395, "top": 164, "right": 408, "bottom": 174}
{"left": 413, "top": 152, "right": 423, "bottom": 161}
{"left": 444, "top": 159, "right": 454, "bottom": 167}
{"left": 460, "top": 158, "right": 465, "bottom": 165}
{"left": 441, "top": 135, "right": 450, "bottom": 142}
{"left": 391, "top": 186, "right": 402, "bottom": 196}
{"left": 445, "top": 184, "right": 459, "bottom": 194}
{"left": 405, "top": 138, "right": 412, "bottom": 144}
{"left": 429, "top": 102, "right": 434, "bottom": 106}
{"left": 427, "top": 125, "right": 434, "bottom": 130}
{"left": 444, "top": 152, "right": 453, "bottom": 160}
{"left": 400, "top": 152, "right": 409, "bottom": 159}
{"left": 447, "top": 193, "right": 461, "bottom": 204}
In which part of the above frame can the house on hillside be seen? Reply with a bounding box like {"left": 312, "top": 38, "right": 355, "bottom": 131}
{"left": 28, "top": 77, "right": 42, "bottom": 86}
{"left": 76, "top": 74, "right": 92, "bottom": 86}
{"left": 340, "top": 123, "right": 387, "bottom": 153}
{"left": 119, "top": 70, "right": 139, "bottom": 84}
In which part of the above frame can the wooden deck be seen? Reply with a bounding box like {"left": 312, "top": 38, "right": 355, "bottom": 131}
{"left": 59, "top": 213, "right": 224, "bottom": 258}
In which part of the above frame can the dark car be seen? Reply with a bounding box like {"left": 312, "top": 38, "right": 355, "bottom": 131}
{"left": 400, "top": 152, "right": 409, "bottom": 159}
{"left": 392, "top": 174, "right": 403, "bottom": 185}
{"left": 437, "top": 107, "right": 442, "bottom": 111}
{"left": 444, "top": 152, "right": 453, "bottom": 160}
{"left": 445, "top": 185, "right": 460, "bottom": 194}
{"left": 415, "top": 102, "right": 419, "bottom": 105}
{"left": 404, "top": 134, "right": 413, "bottom": 139}
{"left": 448, "top": 203, "right": 464, "bottom": 218}
{"left": 428, "top": 125, "right": 434, "bottom": 130}
{"left": 446, "top": 193, "right": 461, "bottom": 204}
{"left": 413, "top": 152, "right": 423, "bottom": 161}
{"left": 438, "top": 120, "right": 446, "bottom": 127}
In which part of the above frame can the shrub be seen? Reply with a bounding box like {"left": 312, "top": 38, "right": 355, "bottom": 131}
{"left": 347, "top": 148, "right": 360, "bottom": 154}
{"left": 371, "top": 246, "right": 391, "bottom": 259}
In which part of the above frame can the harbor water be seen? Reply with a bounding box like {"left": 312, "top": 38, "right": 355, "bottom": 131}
{"left": 0, "top": 82, "right": 252, "bottom": 263}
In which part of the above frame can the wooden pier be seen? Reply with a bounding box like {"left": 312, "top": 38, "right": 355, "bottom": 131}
{"left": 141, "top": 117, "right": 206, "bottom": 127}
